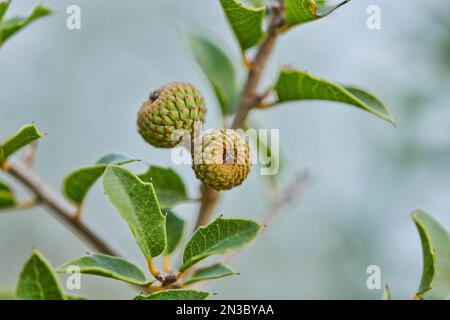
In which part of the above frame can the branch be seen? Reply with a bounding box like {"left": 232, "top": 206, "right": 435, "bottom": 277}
{"left": 6, "top": 159, "right": 118, "bottom": 256}
{"left": 261, "top": 169, "right": 312, "bottom": 226}
{"left": 194, "top": 1, "right": 285, "bottom": 229}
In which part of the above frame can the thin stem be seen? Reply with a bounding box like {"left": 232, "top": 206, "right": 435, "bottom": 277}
{"left": 147, "top": 257, "right": 181, "bottom": 287}
{"left": 163, "top": 255, "right": 172, "bottom": 273}
{"left": 74, "top": 206, "right": 83, "bottom": 222}
{"left": 14, "top": 198, "right": 40, "bottom": 210}
{"left": 0, "top": 161, "right": 9, "bottom": 171}
{"left": 147, "top": 285, "right": 165, "bottom": 292}
{"left": 5, "top": 159, "right": 157, "bottom": 294}
{"left": 194, "top": 1, "right": 284, "bottom": 229}
{"left": 231, "top": 25, "right": 280, "bottom": 130}
{"left": 24, "top": 141, "right": 38, "bottom": 167}
{"left": 222, "top": 169, "right": 312, "bottom": 265}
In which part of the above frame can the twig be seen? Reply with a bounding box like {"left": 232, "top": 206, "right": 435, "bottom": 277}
{"left": 195, "top": 184, "right": 220, "bottom": 229}
{"left": 194, "top": 0, "right": 285, "bottom": 229}
{"left": 14, "top": 198, "right": 41, "bottom": 210}
{"left": 6, "top": 159, "right": 158, "bottom": 294}
{"left": 231, "top": 6, "right": 283, "bottom": 130}
{"left": 24, "top": 141, "right": 38, "bottom": 167}
{"left": 6, "top": 159, "right": 118, "bottom": 256}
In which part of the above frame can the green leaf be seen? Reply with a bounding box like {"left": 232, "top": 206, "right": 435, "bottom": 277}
{"left": 186, "top": 29, "right": 239, "bottom": 116}
{"left": 15, "top": 250, "right": 65, "bottom": 300}
{"left": 104, "top": 165, "right": 167, "bottom": 259}
{"left": 219, "top": 0, "right": 266, "bottom": 51}
{"left": 138, "top": 165, "right": 190, "bottom": 209}
{"left": 0, "top": 123, "right": 44, "bottom": 164}
{"left": 184, "top": 263, "right": 237, "bottom": 285}
{"left": 274, "top": 68, "right": 395, "bottom": 125}
{"left": 180, "top": 217, "right": 261, "bottom": 272}
{"left": 0, "top": 179, "right": 15, "bottom": 209}
{"left": 63, "top": 153, "right": 136, "bottom": 207}
{"left": 55, "top": 253, "right": 152, "bottom": 286}
{"left": 284, "top": 0, "right": 350, "bottom": 28}
{"left": 0, "top": 4, "right": 53, "bottom": 46}
{"left": 134, "top": 289, "right": 210, "bottom": 300}
{"left": 412, "top": 210, "right": 450, "bottom": 300}
{"left": 164, "top": 210, "right": 187, "bottom": 255}
{"left": 0, "top": 0, "right": 10, "bottom": 23}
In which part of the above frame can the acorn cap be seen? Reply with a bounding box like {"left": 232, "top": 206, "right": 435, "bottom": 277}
{"left": 192, "top": 129, "right": 251, "bottom": 191}
{"left": 137, "top": 82, "right": 206, "bottom": 148}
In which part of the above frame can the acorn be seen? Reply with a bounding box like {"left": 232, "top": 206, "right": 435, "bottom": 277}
{"left": 137, "top": 82, "right": 206, "bottom": 148}
{"left": 192, "top": 129, "right": 251, "bottom": 191}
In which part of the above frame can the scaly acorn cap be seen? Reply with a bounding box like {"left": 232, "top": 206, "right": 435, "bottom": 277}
{"left": 192, "top": 129, "right": 251, "bottom": 191}
{"left": 137, "top": 82, "right": 206, "bottom": 148}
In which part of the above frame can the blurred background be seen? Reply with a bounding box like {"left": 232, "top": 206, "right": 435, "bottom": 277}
{"left": 1, "top": 0, "right": 449, "bottom": 299}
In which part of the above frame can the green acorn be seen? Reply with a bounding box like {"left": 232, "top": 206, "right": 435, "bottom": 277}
{"left": 192, "top": 129, "right": 251, "bottom": 191}
{"left": 137, "top": 82, "right": 206, "bottom": 148}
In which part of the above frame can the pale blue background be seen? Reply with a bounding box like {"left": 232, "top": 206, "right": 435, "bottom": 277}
{"left": 1, "top": 0, "right": 449, "bottom": 299}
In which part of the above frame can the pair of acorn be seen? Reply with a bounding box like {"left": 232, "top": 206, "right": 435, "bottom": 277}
{"left": 137, "top": 82, "right": 250, "bottom": 191}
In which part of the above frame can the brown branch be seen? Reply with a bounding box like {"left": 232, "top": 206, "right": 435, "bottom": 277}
{"left": 3, "top": 159, "right": 162, "bottom": 295}
{"left": 231, "top": 25, "right": 280, "bottom": 129}
{"left": 6, "top": 159, "right": 118, "bottom": 256}
{"left": 194, "top": 1, "right": 285, "bottom": 229}
{"left": 6, "top": 159, "right": 160, "bottom": 294}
